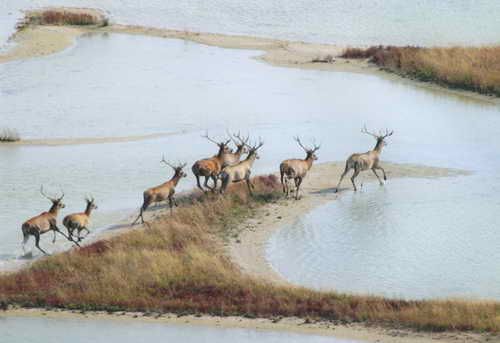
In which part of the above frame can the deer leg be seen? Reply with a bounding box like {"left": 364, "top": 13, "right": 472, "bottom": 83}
{"left": 34, "top": 232, "right": 48, "bottom": 255}
{"left": 132, "top": 207, "right": 145, "bottom": 225}
{"left": 280, "top": 171, "right": 286, "bottom": 194}
{"left": 210, "top": 175, "right": 218, "bottom": 193}
{"left": 22, "top": 233, "right": 30, "bottom": 254}
{"left": 372, "top": 168, "right": 383, "bottom": 186}
{"left": 246, "top": 177, "right": 253, "bottom": 196}
{"left": 295, "top": 177, "right": 303, "bottom": 200}
{"left": 336, "top": 166, "right": 350, "bottom": 193}
{"left": 168, "top": 196, "right": 174, "bottom": 214}
{"left": 195, "top": 175, "right": 205, "bottom": 192}
{"left": 204, "top": 176, "right": 213, "bottom": 191}
{"left": 351, "top": 169, "right": 360, "bottom": 192}
{"left": 376, "top": 166, "right": 387, "bottom": 181}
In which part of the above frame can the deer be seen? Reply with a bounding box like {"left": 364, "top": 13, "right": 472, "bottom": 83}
{"left": 219, "top": 140, "right": 264, "bottom": 196}
{"left": 63, "top": 196, "right": 98, "bottom": 242}
{"left": 280, "top": 137, "right": 320, "bottom": 200}
{"left": 133, "top": 157, "right": 187, "bottom": 225}
{"left": 222, "top": 131, "right": 249, "bottom": 167}
{"left": 335, "top": 126, "right": 394, "bottom": 192}
{"left": 21, "top": 186, "right": 76, "bottom": 255}
{"left": 192, "top": 133, "right": 232, "bottom": 193}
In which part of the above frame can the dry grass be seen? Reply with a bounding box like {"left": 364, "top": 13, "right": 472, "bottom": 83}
{"left": 21, "top": 9, "right": 108, "bottom": 28}
{"left": 0, "top": 174, "right": 498, "bottom": 332}
{"left": 0, "top": 128, "right": 20, "bottom": 142}
{"left": 311, "top": 54, "right": 335, "bottom": 63}
{"left": 340, "top": 46, "right": 500, "bottom": 96}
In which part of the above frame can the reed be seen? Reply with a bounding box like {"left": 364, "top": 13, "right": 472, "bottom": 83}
{"left": 340, "top": 46, "right": 500, "bottom": 96}
{"left": 0, "top": 128, "right": 20, "bottom": 142}
{"left": 0, "top": 174, "right": 498, "bottom": 332}
{"left": 22, "top": 8, "right": 108, "bottom": 28}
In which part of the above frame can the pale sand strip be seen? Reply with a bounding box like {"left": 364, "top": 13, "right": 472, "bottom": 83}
{"left": 228, "top": 162, "right": 468, "bottom": 286}
{"left": 2, "top": 308, "right": 493, "bottom": 343}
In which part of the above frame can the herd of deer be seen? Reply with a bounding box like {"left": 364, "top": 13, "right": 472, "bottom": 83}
{"left": 20, "top": 127, "right": 393, "bottom": 255}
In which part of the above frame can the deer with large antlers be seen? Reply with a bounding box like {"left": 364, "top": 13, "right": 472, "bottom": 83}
{"left": 133, "top": 157, "right": 187, "bottom": 225}
{"left": 335, "top": 126, "right": 394, "bottom": 192}
{"left": 219, "top": 140, "right": 264, "bottom": 195}
{"left": 222, "top": 131, "right": 249, "bottom": 167}
{"left": 63, "top": 196, "right": 98, "bottom": 242}
{"left": 192, "top": 133, "right": 232, "bottom": 193}
{"left": 280, "top": 137, "right": 320, "bottom": 200}
{"left": 21, "top": 186, "right": 75, "bottom": 255}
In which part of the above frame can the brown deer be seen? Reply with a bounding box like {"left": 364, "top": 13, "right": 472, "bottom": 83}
{"left": 222, "top": 131, "right": 249, "bottom": 167}
{"left": 219, "top": 140, "right": 264, "bottom": 195}
{"left": 280, "top": 137, "right": 320, "bottom": 200}
{"left": 336, "top": 126, "right": 394, "bottom": 192}
{"left": 21, "top": 186, "right": 75, "bottom": 255}
{"left": 192, "top": 133, "right": 231, "bottom": 193}
{"left": 63, "top": 196, "right": 98, "bottom": 242}
{"left": 133, "top": 157, "right": 187, "bottom": 225}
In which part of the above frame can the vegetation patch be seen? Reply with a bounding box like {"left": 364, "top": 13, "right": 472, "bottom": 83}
{"left": 19, "top": 8, "right": 108, "bottom": 29}
{"left": 0, "top": 174, "right": 498, "bottom": 333}
{"left": 340, "top": 46, "right": 500, "bottom": 96}
{"left": 0, "top": 128, "right": 20, "bottom": 142}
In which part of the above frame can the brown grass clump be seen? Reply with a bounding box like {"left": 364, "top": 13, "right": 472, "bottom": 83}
{"left": 340, "top": 46, "right": 500, "bottom": 96}
{"left": 22, "top": 8, "right": 108, "bottom": 28}
{"left": 0, "top": 128, "right": 20, "bottom": 142}
{"left": 0, "top": 174, "right": 498, "bottom": 332}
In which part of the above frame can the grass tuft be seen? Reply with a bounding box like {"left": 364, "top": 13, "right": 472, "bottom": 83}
{"left": 340, "top": 45, "right": 500, "bottom": 96}
{"left": 21, "top": 8, "right": 108, "bottom": 28}
{"left": 0, "top": 174, "right": 498, "bottom": 332}
{"left": 0, "top": 128, "right": 20, "bottom": 142}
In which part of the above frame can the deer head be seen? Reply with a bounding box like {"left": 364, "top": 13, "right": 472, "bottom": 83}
{"left": 40, "top": 185, "right": 65, "bottom": 210}
{"left": 202, "top": 132, "right": 232, "bottom": 155}
{"left": 361, "top": 125, "right": 394, "bottom": 147}
{"left": 245, "top": 139, "right": 264, "bottom": 159}
{"left": 229, "top": 130, "right": 249, "bottom": 154}
{"left": 161, "top": 156, "right": 188, "bottom": 178}
{"left": 85, "top": 195, "right": 98, "bottom": 211}
{"left": 294, "top": 136, "right": 320, "bottom": 161}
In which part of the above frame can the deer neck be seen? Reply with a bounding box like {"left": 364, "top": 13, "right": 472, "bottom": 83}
{"left": 49, "top": 203, "right": 60, "bottom": 216}
{"left": 245, "top": 153, "right": 257, "bottom": 166}
{"left": 171, "top": 173, "right": 183, "bottom": 186}
{"left": 305, "top": 156, "right": 314, "bottom": 170}
{"left": 85, "top": 204, "right": 93, "bottom": 216}
{"left": 373, "top": 140, "right": 384, "bottom": 154}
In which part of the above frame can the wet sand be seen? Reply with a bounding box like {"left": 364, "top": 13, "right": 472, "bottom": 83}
{"left": 3, "top": 307, "right": 494, "bottom": 343}
{"left": 228, "top": 162, "right": 468, "bottom": 286}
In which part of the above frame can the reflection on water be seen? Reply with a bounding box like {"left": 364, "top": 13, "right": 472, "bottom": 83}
{"left": 268, "top": 176, "right": 500, "bottom": 300}
{"left": 2, "top": 1, "right": 500, "bottom": 47}
{"left": 0, "top": 316, "right": 362, "bottom": 343}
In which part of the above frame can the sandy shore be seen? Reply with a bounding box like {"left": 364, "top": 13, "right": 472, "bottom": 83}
{"left": 1, "top": 16, "right": 498, "bottom": 105}
{"left": 2, "top": 307, "right": 494, "bottom": 343}
{"left": 7, "top": 130, "right": 190, "bottom": 147}
{"left": 228, "top": 162, "right": 468, "bottom": 286}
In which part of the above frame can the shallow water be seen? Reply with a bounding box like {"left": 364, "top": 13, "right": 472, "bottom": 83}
{"left": 0, "top": 316, "right": 361, "bottom": 343}
{"left": 3, "top": 1, "right": 500, "bottom": 48}
{"left": 0, "top": 33, "right": 500, "bottom": 298}
{"left": 268, "top": 175, "right": 500, "bottom": 300}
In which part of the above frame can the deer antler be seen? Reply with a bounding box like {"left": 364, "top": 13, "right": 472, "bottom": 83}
{"left": 160, "top": 155, "right": 176, "bottom": 169}
{"left": 232, "top": 131, "right": 249, "bottom": 145}
{"left": 293, "top": 136, "right": 309, "bottom": 152}
{"left": 253, "top": 138, "right": 264, "bottom": 151}
{"left": 312, "top": 141, "right": 321, "bottom": 152}
{"left": 202, "top": 131, "right": 220, "bottom": 145}
{"left": 361, "top": 125, "right": 379, "bottom": 138}
{"left": 40, "top": 185, "right": 54, "bottom": 201}
{"left": 380, "top": 129, "right": 394, "bottom": 139}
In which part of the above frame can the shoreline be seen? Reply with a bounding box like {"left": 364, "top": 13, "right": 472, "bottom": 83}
{"left": 228, "top": 162, "right": 469, "bottom": 287}
{"left": 2, "top": 307, "right": 494, "bottom": 343}
{"left": 0, "top": 19, "right": 498, "bottom": 106}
